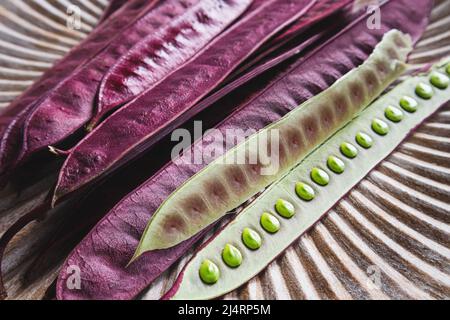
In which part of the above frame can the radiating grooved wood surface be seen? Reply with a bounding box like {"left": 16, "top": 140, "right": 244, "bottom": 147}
{"left": 0, "top": 0, "right": 448, "bottom": 300}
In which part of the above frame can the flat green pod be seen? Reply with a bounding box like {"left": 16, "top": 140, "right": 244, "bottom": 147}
{"left": 131, "top": 30, "right": 412, "bottom": 260}
{"left": 164, "top": 61, "right": 450, "bottom": 300}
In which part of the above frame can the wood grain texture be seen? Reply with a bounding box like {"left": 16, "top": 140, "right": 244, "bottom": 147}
{"left": 0, "top": 0, "right": 449, "bottom": 300}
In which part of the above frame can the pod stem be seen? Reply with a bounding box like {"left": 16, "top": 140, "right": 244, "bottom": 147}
{"left": 85, "top": 120, "right": 97, "bottom": 133}
{"left": 48, "top": 146, "right": 70, "bottom": 157}
{"left": 0, "top": 202, "right": 49, "bottom": 299}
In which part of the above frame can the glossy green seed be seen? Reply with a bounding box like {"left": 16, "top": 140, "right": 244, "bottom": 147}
{"left": 199, "top": 259, "right": 220, "bottom": 284}
{"left": 327, "top": 156, "right": 345, "bottom": 174}
{"left": 260, "top": 212, "right": 280, "bottom": 233}
{"left": 429, "top": 71, "right": 449, "bottom": 89}
{"left": 415, "top": 82, "right": 434, "bottom": 99}
{"left": 222, "top": 244, "right": 242, "bottom": 268}
{"left": 311, "top": 167, "right": 330, "bottom": 186}
{"left": 242, "top": 228, "right": 262, "bottom": 250}
{"left": 372, "top": 118, "right": 389, "bottom": 136}
{"left": 446, "top": 63, "right": 450, "bottom": 75}
{"left": 399, "top": 96, "right": 418, "bottom": 113}
{"left": 355, "top": 132, "right": 373, "bottom": 149}
{"left": 295, "top": 182, "right": 315, "bottom": 201}
{"left": 340, "top": 142, "right": 358, "bottom": 159}
{"left": 384, "top": 106, "right": 404, "bottom": 123}
{"left": 275, "top": 199, "right": 295, "bottom": 218}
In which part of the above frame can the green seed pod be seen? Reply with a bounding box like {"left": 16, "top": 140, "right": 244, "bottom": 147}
{"left": 355, "top": 131, "right": 373, "bottom": 148}
{"left": 199, "top": 259, "right": 220, "bottom": 284}
{"left": 340, "top": 142, "right": 358, "bottom": 158}
{"left": 242, "top": 228, "right": 262, "bottom": 250}
{"left": 446, "top": 63, "right": 450, "bottom": 75}
{"left": 310, "top": 167, "right": 330, "bottom": 186}
{"left": 275, "top": 199, "right": 295, "bottom": 218}
{"left": 327, "top": 156, "right": 346, "bottom": 174}
{"left": 165, "top": 61, "right": 450, "bottom": 301}
{"left": 399, "top": 96, "right": 418, "bottom": 113}
{"left": 429, "top": 71, "right": 449, "bottom": 89}
{"left": 415, "top": 82, "right": 434, "bottom": 99}
{"left": 295, "top": 182, "right": 315, "bottom": 201}
{"left": 260, "top": 212, "right": 280, "bottom": 233}
{"left": 384, "top": 105, "right": 404, "bottom": 122}
{"left": 372, "top": 118, "right": 389, "bottom": 135}
{"left": 131, "top": 30, "right": 413, "bottom": 257}
{"left": 222, "top": 244, "right": 243, "bottom": 268}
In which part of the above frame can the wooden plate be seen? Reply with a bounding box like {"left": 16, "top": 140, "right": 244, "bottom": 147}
{"left": 0, "top": 0, "right": 449, "bottom": 300}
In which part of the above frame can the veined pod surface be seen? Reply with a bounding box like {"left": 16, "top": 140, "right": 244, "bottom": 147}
{"left": 93, "top": 0, "right": 255, "bottom": 128}
{"left": 17, "top": 0, "right": 250, "bottom": 167}
{"left": 0, "top": 0, "right": 155, "bottom": 120}
{"left": 0, "top": 1, "right": 252, "bottom": 295}
{"left": 132, "top": 30, "right": 412, "bottom": 257}
{"left": 98, "top": 0, "right": 129, "bottom": 24}
{"left": 0, "top": 0, "right": 159, "bottom": 182}
{"left": 164, "top": 61, "right": 450, "bottom": 300}
{"left": 54, "top": 0, "right": 319, "bottom": 202}
{"left": 183, "top": 0, "right": 353, "bottom": 84}
{"left": 0, "top": 103, "right": 37, "bottom": 185}
{"left": 56, "top": 0, "right": 433, "bottom": 300}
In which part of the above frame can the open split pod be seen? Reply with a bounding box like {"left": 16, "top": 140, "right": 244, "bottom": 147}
{"left": 164, "top": 59, "right": 450, "bottom": 300}
{"left": 56, "top": 0, "right": 434, "bottom": 300}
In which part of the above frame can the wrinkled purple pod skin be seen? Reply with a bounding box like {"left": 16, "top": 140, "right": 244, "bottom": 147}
{"left": 17, "top": 0, "right": 204, "bottom": 161}
{"left": 98, "top": 0, "right": 129, "bottom": 24}
{"left": 0, "top": 0, "right": 158, "bottom": 182}
{"left": 54, "top": 0, "right": 318, "bottom": 201}
{"left": 93, "top": 0, "right": 254, "bottom": 127}
{"left": 56, "top": 0, "right": 433, "bottom": 300}
{"left": 96, "top": 0, "right": 352, "bottom": 125}
{"left": 0, "top": 0, "right": 154, "bottom": 119}
{"left": 17, "top": 0, "right": 253, "bottom": 175}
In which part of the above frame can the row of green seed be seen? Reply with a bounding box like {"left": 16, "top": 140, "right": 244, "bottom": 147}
{"left": 198, "top": 65, "right": 450, "bottom": 285}
{"left": 200, "top": 197, "right": 297, "bottom": 284}
{"left": 372, "top": 66, "right": 449, "bottom": 139}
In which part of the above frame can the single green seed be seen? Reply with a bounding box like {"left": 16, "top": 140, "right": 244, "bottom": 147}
{"left": 415, "top": 82, "right": 434, "bottom": 99}
{"left": 399, "top": 96, "right": 418, "bottom": 113}
{"left": 340, "top": 142, "right": 358, "bottom": 159}
{"left": 372, "top": 118, "right": 389, "bottom": 136}
{"left": 222, "top": 244, "right": 242, "bottom": 268}
{"left": 199, "top": 259, "right": 220, "bottom": 284}
{"left": 242, "top": 228, "right": 262, "bottom": 250}
{"left": 311, "top": 167, "right": 330, "bottom": 186}
{"left": 260, "top": 212, "right": 281, "bottom": 233}
{"left": 429, "top": 71, "right": 449, "bottom": 89}
{"left": 295, "top": 182, "right": 315, "bottom": 201}
{"left": 275, "top": 199, "right": 295, "bottom": 218}
{"left": 355, "top": 132, "right": 373, "bottom": 149}
{"left": 327, "top": 156, "right": 345, "bottom": 174}
{"left": 446, "top": 63, "right": 450, "bottom": 75}
{"left": 384, "top": 106, "right": 404, "bottom": 123}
